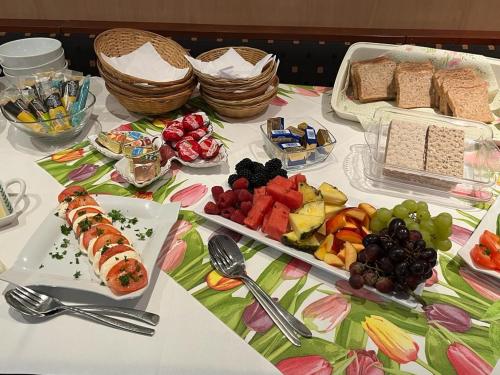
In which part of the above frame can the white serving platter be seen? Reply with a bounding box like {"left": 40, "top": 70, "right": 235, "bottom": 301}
{"left": 331, "top": 42, "right": 500, "bottom": 144}
{"left": 458, "top": 197, "right": 500, "bottom": 279}
{"left": 0, "top": 195, "right": 180, "bottom": 300}
{"left": 195, "top": 194, "right": 423, "bottom": 309}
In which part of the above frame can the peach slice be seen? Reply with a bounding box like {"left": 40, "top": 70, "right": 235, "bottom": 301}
{"left": 352, "top": 243, "right": 365, "bottom": 252}
{"left": 358, "top": 203, "right": 377, "bottom": 218}
{"left": 318, "top": 234, "right": 334, "bottom": 254}
{"left": 325, "top": 213, "right": 347, "bottom": 234}
{"left": 314, "top": 246, "right": 327, "bottom": 261}
{"left": 361, "top": 226, "right": 372, "bottom": 237}
{"left": 336, "top": 229, "right": 363, "bottom": 244}
{"left": 344, "top": 242, "right": 358, "bottom": 271}
{"left": 337, "top": 248, "right": 346, "bottom": 261}
{"left": 344, "top": 208, "right": 368, "bottom": 222}
{"left": 324, "top": 253, "right": 344, "bottom": 267}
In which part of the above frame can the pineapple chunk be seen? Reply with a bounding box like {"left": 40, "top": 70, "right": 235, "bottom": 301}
{"left": 298, "top": 182, "right": 323, "bottom": 203}
{"left": 282, "top": 231, "right": 320, "bottom": 252}
{"left": 325, "top": 204, "right": 344, "bottom": 219}
{"left": 289, "top": 213, "right": 324, "bottom": 240}
{"left": 296, "top": 201, "right": 325, "bottom": 221}
{"left": 319, "top": 183, "right": 347, "bottom": 205}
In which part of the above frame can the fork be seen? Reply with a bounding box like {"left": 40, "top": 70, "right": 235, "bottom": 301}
{"left": 208, "top": 241, "right": 302, "bottom": 346}
{"left": 10, "top": 286, "right": 155, "bottom": 336}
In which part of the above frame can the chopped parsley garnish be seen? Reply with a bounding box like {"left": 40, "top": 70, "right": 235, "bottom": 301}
{"left": 145, "top": 228, "right": 153, "bottom": 237}
{"left": 75, "top": 251, "right": 83, "bottom": 257}
{"left": 100, "top": 281, "right": 105, "bottom": 286}
{"left": 118, "top": 274, "right": 130, "bottom": 286}
{"left": 117, "top": 238, "right": 124, "bottom": 244}
{"left": 109, "top": 209, "right": 126, "bottom": 223}
{"left": 60, "top": 224, "right": 72, "bottom": 236}
{"left": 49, "top": 251, "right": 64, "bottom": 260}
{"left": 136, "top": 233, "right": 145, "bottom": 240}
{"left": 128, "top": 217, "right": 138, "bottom": 225}
{"left": 78, "top": 218, "right": 92, "bottom": 232}
{"left": 135, "top": 228, "right": 153, "bottom": 241}
{"left": 60, "top": 238, "right": 70, "bottom": 248}
{"left": 96, "top": 228, "right": 104, "bottom": 236}
{"left": 75, "top": 258, "right": 80, "bottom": 265}
{"left": 74, "top": 191, "right": 87, "bottom": 197}
{"left": 94, "top": 213, "right": 103, "bottom": 222}
{"left": 100, "top": 245, "right": 110, "bottom": 255}
{"left": 64, "top": 197, "right": 72, "bottom": 203}
{"left": 73, "top": 271, "right": 82, "bottom": 279}
{"left": 54, "top": 212, "right": 59, "bottom": 217}
{"left": 39, "top": 264, "right": 44, "bottom": 269}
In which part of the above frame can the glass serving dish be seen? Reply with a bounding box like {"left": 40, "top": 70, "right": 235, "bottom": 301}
{"left": 259, "top": 117, "right": 336, "bottom": 170}
{"left": 363, "top": 108, "right": 498, "bottom": 202}
{"left": 1, "top": 92, "right": 96, "bottom": 140}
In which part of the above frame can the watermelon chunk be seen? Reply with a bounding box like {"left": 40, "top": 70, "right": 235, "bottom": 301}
{"left": 267, "top": 183, "right": 303, "bottom": 211}
{"left": 253, "top": 187, "right": 267, "bottom": 205}
{"left": 262, "top": 202, "right": 290, "bottom": 241}
{"left": 244, "top": 195, "right": 274, "bottom": 230}
{"left": 268, "top": 175, "right": 294, "bottom": 190}
{"left": 288, "top": 173, "right": 307, "bottom": 190}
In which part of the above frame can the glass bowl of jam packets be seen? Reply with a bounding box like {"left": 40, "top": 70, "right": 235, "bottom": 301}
{"left": 0, "top": 71, "right": 95, "bottom": 140}
{"left": 260, "top": 116, "right": 337, "bottom": 169}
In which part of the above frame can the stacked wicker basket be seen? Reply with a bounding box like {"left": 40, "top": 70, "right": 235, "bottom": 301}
{"left": 94, "top": 28, "right": 196, "bottom": 115}
{"left": 194, "top": 47, "right": 279, "bottom": 118}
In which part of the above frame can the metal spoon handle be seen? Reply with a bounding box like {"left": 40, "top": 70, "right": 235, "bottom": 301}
{"left": 242, "top": 279, "right": 301, "bottom": 346}
{"left": 63, "top": 306, "right": 155, "bottom": 336}
{"left": 73, "top": 305, "right": 159, "bottom": 326}
{"left": 242, "top": 275, "right": 312, "bottom": 338}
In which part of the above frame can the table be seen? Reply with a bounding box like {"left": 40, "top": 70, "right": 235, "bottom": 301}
{"left": 0, "top": 77, "right": 498, "bottom": 375}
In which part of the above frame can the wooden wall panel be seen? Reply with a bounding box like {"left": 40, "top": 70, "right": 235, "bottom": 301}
{"left": 1, "top": 0, "right": 500, "bottom": 31}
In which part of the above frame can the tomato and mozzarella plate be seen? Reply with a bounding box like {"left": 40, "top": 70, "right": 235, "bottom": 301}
{"left": 57, "top": 186, "right": 148, "bottom": 295}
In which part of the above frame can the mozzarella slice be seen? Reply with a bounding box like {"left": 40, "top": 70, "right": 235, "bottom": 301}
{"left": 88, "top": 232, "right": 130, "bottom": 263}
{"left": 100, "top": 250, "right": 142, "bottom": 283}
{"left": 93, "top": 244, "right": 135, "bottom": 275}
{"left": 67, "top": 205, "right": 103, "bottom": 225}
{"left": 72, "top": 213, "right": 111, "bottom": 235}
{"left": 57, "top": 201, "right": 69, "bottom": 218}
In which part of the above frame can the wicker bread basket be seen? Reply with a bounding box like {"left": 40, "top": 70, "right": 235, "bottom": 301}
{"left": 94, "top": 28, "right": 193, "bottom": 86}
{"left": 106, "top": 83, "right": 194, "bottom": 115}
{"left": 193, "top": 47, "right": 276, "bottom": 86}
{"left": 201, "top": 76, "right": 279, "bottom": 107}
{"left": 97, "top": 61, "right": 196, "bottom": 95}
{"left": 205, "top": 100, "right": 272, "bottom": 119}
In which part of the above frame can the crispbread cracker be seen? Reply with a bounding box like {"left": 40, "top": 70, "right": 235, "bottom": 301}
{"left": 384, "top": 120, "right": 428, "bottom": 170}
{"left": 425, "top": 125, "right": 464, "bottom": 178}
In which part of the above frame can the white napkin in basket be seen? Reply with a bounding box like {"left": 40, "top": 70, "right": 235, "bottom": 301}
{"left": 101, "top": 42, "right": 189, "bottom": 82}
{"left": 185, "top": 48, "right": 275, "bottom": 79}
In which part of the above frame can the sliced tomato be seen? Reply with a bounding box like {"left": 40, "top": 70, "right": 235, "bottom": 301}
{"left": 491, "top": 251, "right": 500, "bottom": 270}
{"left": 66, "top": 206, "right": 103, "bottom": 226}
{"left": 81, "top": 224, "right": 120, "bottom": 250}
{"left": 58, "top": 186, "right": 87, "bottom": 203}
{"left": 479, "top": 230, "right": 500, "bottom": 253}
{"left": 106, "top": 258, "right": 148, "bottom": 295}
{"left": 98, "top": 244, "right": 133, "bottom": 270}
{"left": 75, "top": 214, "right": 112, "bottom": 238}
{"left": 470, "top": 244, "right": 496, "bottom": 270}
{"left": 92, "top": 234, "right": 130, "bottom": 257}
{"left": 67, "top": 195, "right": 98, "bottom": 213}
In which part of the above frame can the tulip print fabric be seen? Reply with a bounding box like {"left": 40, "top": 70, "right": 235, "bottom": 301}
{"left": 36, "top": 85, "right": 499, "bottom": 375}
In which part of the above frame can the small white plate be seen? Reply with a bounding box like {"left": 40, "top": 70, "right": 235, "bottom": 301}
{"left": 458, "top": 197, "right": 500, "bottom": 279}
{"left": 195, "top": 195, "right": 423, "bottom": 308}
{"left": 0, "top": 195, "right": 180, "bottom": 300}
{"left": 87, "top": 132, "right": 158, "bottom": 160}
{"left": 0, "top": 178, "right": 26, "bottom": 228}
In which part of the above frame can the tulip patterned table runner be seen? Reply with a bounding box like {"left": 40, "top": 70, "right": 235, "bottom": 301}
{"left": 37, "top": 84, "right": 499, "bottom": 375}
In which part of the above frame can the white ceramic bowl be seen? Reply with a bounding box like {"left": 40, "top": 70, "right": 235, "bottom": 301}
{"left": 2, "top": 49, "right": 65, "bottom": 73}
{"left": 0, "top": 38, "right": 62, "bottom": 69}
{"left": 3, "top": 61, "right": 68, "bottom": 84}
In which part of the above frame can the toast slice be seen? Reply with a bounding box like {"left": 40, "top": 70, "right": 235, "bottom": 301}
{"left": 432, "top": 68, "right": 476, "bottom": 109}
{"left": 353, "top": 57, "right": 397, "bottom": 103}
{"left": 349, "top": 62, "right": 360, "bottom": 100}
{"left": 446, "top": 83, "right": 494, "bottom": 123}
{"left": 440, "top": 77, "right": 485, "bottom": 115}
{"left": 395, "top": 61, "right": 434, "bottom": 108}
{"left": 425, "top": 125, "right": 464, "bottom": 178}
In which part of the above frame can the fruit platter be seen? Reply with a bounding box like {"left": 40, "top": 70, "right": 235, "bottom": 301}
{"left": 198, "top": 158, "right": 452, "bottom": 307}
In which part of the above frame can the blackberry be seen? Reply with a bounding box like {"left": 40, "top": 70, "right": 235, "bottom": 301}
{"left": 251, "top": 161, "right": 265, "bottom": 172}
{"left": 250, "top": 172, "right": 268, "bottom": 188}
{"left": 238, "top": 169, "right": 253, "bottom": 180}
{"left": 235, "top": 158, "right": 253, "bottom": 173}
{"left": 253, "top": 165, "right": 266, "bottom": 176}
{"left": 264, "top": 158, "right": 282, "bottom": 171}
{"left": 228, "top": 174, "right": 239, "bottom": 187}
{"left": 277, "top": 169, "right": 288, "bottom": 177}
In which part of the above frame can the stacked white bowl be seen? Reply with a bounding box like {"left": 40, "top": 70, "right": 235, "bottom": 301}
{"left": 0, "top": 37, "right": 66, "bottom": 83}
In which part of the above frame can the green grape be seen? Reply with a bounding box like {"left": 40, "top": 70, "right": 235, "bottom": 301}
{"left": 370, "top": 217, "right": 385, "bottom": 233}
{"left": 402, "top": 199, "right": 418, "bottom": 212}
{"left": 417, "top": 201, "right": 429, "bottom": 212}
{"left": 420, "top": 220, "right": 436, "bottom": 234}
{"left": 393, "top": 204, "right": 409, "bottom": 220}
{"left": 434, "top": 226, "right": 452, "bottom": 240}
{"left": 404, "top": 218, "right": 413, "bottom": 226}
{"left": 376, "top": 208, "right": 393, "bottom": 224}
{"left": 407, "top": 222, "right": 420, "bottom": 231}
{"left": 434, "top": 213, "right": 453, "bottom": 232}
{"left": 417, "top": 210, "right": 431, "bottom": 221}
{"left": 420, "top": 230, "right": 431, "bottom": 245}
{"left": 435, "top": 239, "right": 452, "bottom": 251}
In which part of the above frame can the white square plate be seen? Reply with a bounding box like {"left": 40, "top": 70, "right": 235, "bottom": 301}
{"left": 0, "top": 195, "right": 180, "bottom": 300}
{"left": 458, "top": 197, "right": 500, "bottom": 279}
{"left": 195, "top": 195, "right": 423, "bottom": 308}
